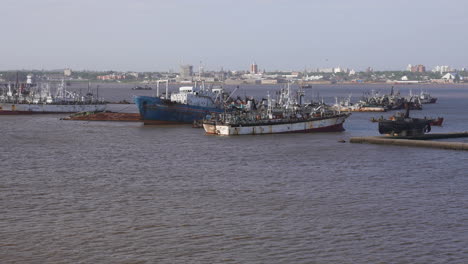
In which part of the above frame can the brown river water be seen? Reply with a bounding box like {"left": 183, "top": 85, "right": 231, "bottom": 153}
{"left": 1, "top": 84, "right": 467, "bottom": 263}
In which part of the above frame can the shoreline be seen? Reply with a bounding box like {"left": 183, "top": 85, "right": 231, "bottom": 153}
{"left": 81, "top": 81, "right": 468, "bottom": 86}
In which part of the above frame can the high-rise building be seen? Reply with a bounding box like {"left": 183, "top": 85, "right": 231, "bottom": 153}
{"left": 179, "top": 65, "right": 193, "bottom": 79}
{"left": 410, "top": 64, "right": 426, "bottom": 73}
{"left": 250, "top": 62, "right": 258, "bottom": 74}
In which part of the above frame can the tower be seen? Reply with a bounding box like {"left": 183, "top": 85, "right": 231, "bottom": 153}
{"left": 250, "top": 62, "right": 258, "bottom": 74}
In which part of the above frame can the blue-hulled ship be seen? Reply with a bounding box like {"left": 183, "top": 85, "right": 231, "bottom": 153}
{"left": 134, "top": 84, "right": 225, "bottom": 125}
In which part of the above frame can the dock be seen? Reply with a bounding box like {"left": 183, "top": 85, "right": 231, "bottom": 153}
{"left": 61, "top": 112, "right": 141, "bottom": 122}
{"left": 350, "top": 132, "right": 468, "bottom": 151}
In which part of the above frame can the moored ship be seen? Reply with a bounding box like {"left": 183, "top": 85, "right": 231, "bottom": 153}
{"left": 203, "top": 84, "right": 351, "bottom": 135}
{"left": 0, "top": 81, "right": 106, "bottom": 114}
{"left": 204, "top": 111, "right": 350, "bottom": 135}
{"left": 418, "top": 90, "right": 437, "bottom": 104}
{"left": 134, "top": 81, "right": 226, "bottom": 125}
{"left": 378, "top": 103, "right": 432, "bottom": 136}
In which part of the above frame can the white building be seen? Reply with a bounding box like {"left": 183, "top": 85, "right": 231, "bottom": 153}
{"left": 442, "top": 72, "right": 460, "bottom": 80}
{"left": 433, "top": 65, "right": 452, "bottom": 74}
{"left": 64, "top": 68, "right": 72, "bottom": 76}
{"left": 318, "top": 68, "right": 334, "bottom": 73}
{"left": 304, "top": 75, "right": 324, "bottom": 81}
{"left": 334, "top": 67, "right": 349, "bottom": 73}
{"left": 127, "top": 72, "right": 139, "bottom": 78}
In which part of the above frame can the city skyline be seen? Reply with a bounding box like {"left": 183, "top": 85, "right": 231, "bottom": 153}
{"left": 1, "top": 0, "right": 467, "bottom": 72}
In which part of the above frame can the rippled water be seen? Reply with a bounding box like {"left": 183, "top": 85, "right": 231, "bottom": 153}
{"left": 1, "top": 84, "right": 468, "bottom": 263}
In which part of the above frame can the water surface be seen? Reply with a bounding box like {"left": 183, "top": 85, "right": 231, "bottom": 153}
{"left": 1, "top": 84, "right": 467, "bottom": 263}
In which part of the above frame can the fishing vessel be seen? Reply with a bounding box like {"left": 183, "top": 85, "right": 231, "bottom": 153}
{"left": 418, "top": 90, "right": 437, "bottom": 104}
{"left": 134, "top": 80, "right": 227, "bottom": 125}
{"left": 333, "top": 87, "right": 424, "bottom": 112}
{"left": 203, "top": 84, "right": 351, "bottom": 135}
{"left": 378, "top": 103, "right": 432, "bottom": 136}
{"left": 0, "top": 81, "right": 106, "bottom": 114}
{"left": 204, "top": 111, "right": 350, "bottom": 135}
{"left": 333, "top": 100, "right": 387, "bottom": 112}
{"left": 332, "top": 96, "right": 387, "bottom": 112}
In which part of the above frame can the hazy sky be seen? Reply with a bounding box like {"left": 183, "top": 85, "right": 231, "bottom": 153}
{"left": 2, "top": 0, "right": 467, "bottom": 72}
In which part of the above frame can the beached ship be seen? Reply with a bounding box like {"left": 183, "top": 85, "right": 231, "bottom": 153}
{"left": 134, "top": 81, "right": 226, "bottom": 125}
{"left": 203, "top": 84, "right": 351, "bottom": 135}
{"left": 378, "top": 103, "right": 432, "bottom": 136}
{"left": 0, "top": 81, "right": 106, "bottom": 114}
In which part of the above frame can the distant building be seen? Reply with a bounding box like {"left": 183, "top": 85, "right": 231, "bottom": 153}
{"left": 432, "top": 72, "right": 462, "bottom": 83}
{"left": 332, "top": 67, "right": 349, "bottom": 74}
{"left": 214, "top": 71, "right": 226, "bottom": 81}
{"left": 304, "top": 75, "right": 323, "bottom": 81}
{"left": 442, "top": 72, "right": 459, "bottom": 80}
{"left": 64, "top": 68, "right": 72, "bottom": 76}
{"left": 261, "top": 79, "right": 278, "bottom": 85}
{"left": 250, "top": 62, "right": 258, "bottom": 74}
{"left": 179, "top": 65, "right": 193, "bottom": 80}
{"left": 318, "top": 68, "right": 334, "bottom": 73}
{"left": 433, "top": 65, "right": 452, "bottom": 74}
{"left": 97, "top": 74, "right": 126, "bottom": 80}
{"left": 410, "top": 64, "right": 426, "bottom": 73}
{"left": 127, "top": 72, "right": 139, "bottom": 78}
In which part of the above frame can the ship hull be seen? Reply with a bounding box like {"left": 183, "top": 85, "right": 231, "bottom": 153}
{"left": 204, "top": 114, "right": 349, "bottom": 135}
{"left": 134, "top": 96, "right": 223, "bottom": 125}
{"left": 378, "top": 119, "right": 431, "bottom": 135}
{"left": 421, "top": 98, "right": 437, "bottom": 104}
{"left": 0, "top": 103, "right": 106, "bottom": 114}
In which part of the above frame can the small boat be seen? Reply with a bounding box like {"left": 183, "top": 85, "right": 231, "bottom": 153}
{"left": 370, "top": 116, "right": 385, "bottom": 122}
{"left": 192, "top": 119, "right": 204, "bottom": 128}
{"left": 429, "top": 117, "right": 444, "bottom": 126}
{"left": 132, "top": 85, "right": 152, "bottom": 90}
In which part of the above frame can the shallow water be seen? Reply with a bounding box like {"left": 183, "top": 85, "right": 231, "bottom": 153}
{"left": 1, "top": 84, "right": 467, "bottom": 263}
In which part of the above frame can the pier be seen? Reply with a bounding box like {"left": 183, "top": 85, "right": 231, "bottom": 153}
{"left": 350, "top": 132, "right": 468, "bottom": 151}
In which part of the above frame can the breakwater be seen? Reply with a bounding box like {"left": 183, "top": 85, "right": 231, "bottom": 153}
{"left": 350, "top": 133, "right": 468, "bottom": 151}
